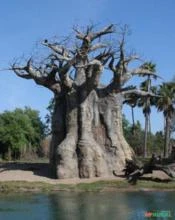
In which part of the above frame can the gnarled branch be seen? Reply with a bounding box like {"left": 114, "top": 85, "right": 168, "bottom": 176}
{"left": 42, "top": 40, "right": 72, "bottom": 59}
{"left": 89, "top": 43, "right": 107, "bottom": 52}
{"left": 91, "top": 24, "right": 115, "bottom": 41}
{"left": 11, "top": 58, "right": 73, "bottom": 93}
{"left": 74, "top": 24, "right": 114, "bottom": 42}
{"left": 121, "top": 89, "right": 159, "bottom": 97}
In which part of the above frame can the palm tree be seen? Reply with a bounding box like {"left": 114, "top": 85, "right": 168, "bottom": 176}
{"left": 156, "top": 82, "right": 175, "bottom": 158}
{"left": 124, "top": 92, "right": 139, "bottom": 134}
{"left": 138, "top": 62, "right": 157, "bottom": 157}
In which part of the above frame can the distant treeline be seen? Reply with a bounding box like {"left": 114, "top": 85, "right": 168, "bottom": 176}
{"left": 123, "top": 114, "right": 174, "bottom": 157}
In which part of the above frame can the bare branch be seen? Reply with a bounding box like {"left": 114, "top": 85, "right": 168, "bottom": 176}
{"left": 117, "top": 68, "right": 160, "bottom": 86}
{"left": 44, "top": 60, "right": 73, "bottom": 90}
{"left": 73, "top": 27, "right": 85, "bottom": 40}
{"left": 11, "top": 64, "right": 32, "bottom": 79}
{"left": 122, "top": 89, "right": 158, "bottom": 97}
{"left": 108, "top": 55, "right": 115, "bottom": 72}
{"left": 26, "top": 58, "right": 43, "bottom": 78}
{"left": 91, "top": 24, "right": 115, "bottom": 41}
{"left": 95, "top": 49, "right": 113, "bottom": 65}
{"left": 49, "top": 53, "right": 72, "bottom": 62}
{"left": 42, "top": 40, "right": 72, "bottom": 59}
{"left": 118, "top": 36, "right": 125, "bottom": 62}
{"left": 89, "top": 43, "right": 107, "bottom": 52}
{"left": 124, "top": 55, "right": 140, "bottom": 64}
{"left": 129, "top": 68, "right": 161, "bottom": 78}
{"left": 42, "top": 40, "right": 63, "bottom": 53}
{"left": 11, "top": 59, "right": 63, "bottom": 94}
{"left": 76, "top": 59, "right": 102, "bottom": 69}
{"left": 74, "top": 24, "right": 115, "bottom": 42}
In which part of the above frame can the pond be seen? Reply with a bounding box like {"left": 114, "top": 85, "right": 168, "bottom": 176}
{"left": 0, "top": 191, "right": 174, "bottom": 220}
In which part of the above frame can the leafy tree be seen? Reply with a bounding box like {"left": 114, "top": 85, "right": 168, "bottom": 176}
{"left": 123, "top": 116, "right": 144, "bottom": 155}
{"left": 153, "top": 131, "right": 164, "bottom": 154}
{"left": 0, "top": 107, "right": 45, "bottom": 160}
{"left": 123, "top": 115, "right": 164, "bottom": 156}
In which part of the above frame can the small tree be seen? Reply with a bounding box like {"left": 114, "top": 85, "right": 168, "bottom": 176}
{"left": 123, "top": 116, "right": 144, "bottom": 155}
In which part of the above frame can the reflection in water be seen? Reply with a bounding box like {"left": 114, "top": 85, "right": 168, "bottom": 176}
{"left": 48, "top": 192, "right": 132, "bottom": 220}
{"left": 48, "top": 191, "right": 175, "bottom": 220}
{"left": 0, "top": 191, "right": 174, "bottom": 220}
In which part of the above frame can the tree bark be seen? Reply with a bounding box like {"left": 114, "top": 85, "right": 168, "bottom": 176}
{"left": 164, "top": 117, "right": 171, "bottom": 158}
{"left": 50, "top": 88, "right": 134, "bottom": 179}
{"left": 144, "top": 113, "right": 149, "bottom": 158}
{"left": 50, "top": 94, "right": 66, "bottom": 176}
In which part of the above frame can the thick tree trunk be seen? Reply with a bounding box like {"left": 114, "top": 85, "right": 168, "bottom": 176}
{"left": 50, "top": 95, "right": 66, "bottom": 176}
{"left": 77, "top": 90, "right": 109, "bottom": 178}
{"left": 50, "top": 89, "right": 134, "bottom": 179}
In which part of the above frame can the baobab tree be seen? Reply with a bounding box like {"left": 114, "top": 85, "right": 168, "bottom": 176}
{"left": 10, "top": 24, "right": 155, "bottom": 179}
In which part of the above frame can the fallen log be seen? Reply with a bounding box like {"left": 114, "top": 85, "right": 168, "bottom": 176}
{"left": 114, "top": 155, "right": 175, "bottom": 184}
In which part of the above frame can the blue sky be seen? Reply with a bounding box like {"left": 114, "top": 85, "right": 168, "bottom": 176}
{"left": 0, "top": 0, "right": 175, "bottom": 133}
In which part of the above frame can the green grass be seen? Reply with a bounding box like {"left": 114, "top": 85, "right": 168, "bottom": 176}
{"left": 137, "top": 180, "right": 175, "bottom": 189}
{"left": 0, "top": 179, "right": 175, "bottom": 193}
{"left": 0, "top": 181, "right": 52, "bottom": 193}
{"left": 57, "top": 180, "right": 130, "bottom": 192}
{"left": 0, "top": 158, "right": 49, "bottom": 164}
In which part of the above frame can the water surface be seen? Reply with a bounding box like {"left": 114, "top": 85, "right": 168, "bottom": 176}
{"left": 0, "top": 191, "right": 174, "bottom": 220}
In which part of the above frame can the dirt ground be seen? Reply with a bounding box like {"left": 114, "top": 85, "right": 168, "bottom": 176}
{"left": 0, "top": 162, "right": 123, "bottom": 185}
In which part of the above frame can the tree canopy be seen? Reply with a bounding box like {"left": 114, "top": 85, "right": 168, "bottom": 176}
{"left": 0, "top": 107, "right": 45, "bottom": 160}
